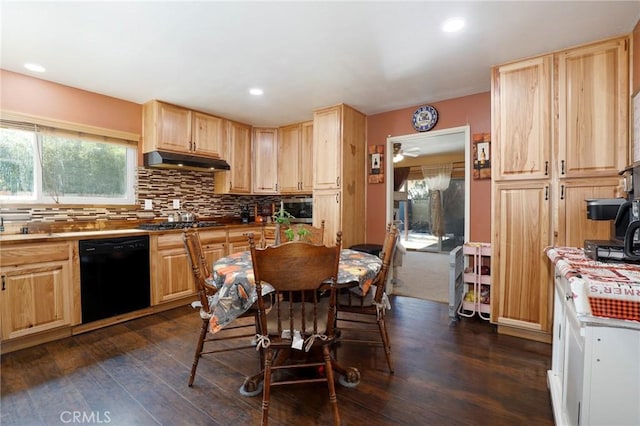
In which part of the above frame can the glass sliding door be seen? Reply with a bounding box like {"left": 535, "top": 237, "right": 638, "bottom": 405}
{"left": 399, "top": 176, "right": 465, "bottom": 252}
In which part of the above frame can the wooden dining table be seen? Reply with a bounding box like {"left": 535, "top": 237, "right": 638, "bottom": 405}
{"left": 209, "top": 248, "right": 383, "bottom": 332}
{"left": 209, "top": 247, "right": 383, "bottom": 393}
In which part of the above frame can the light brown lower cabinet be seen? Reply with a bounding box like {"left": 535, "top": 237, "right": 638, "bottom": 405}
{"left": 556, "top": 177, "right": 622, "bottom": 247}
{"left": 227, "top": 226, "right": 263, "bottom": 254}
{"left": 0, "top": 241, "right": 74, "bottom": 341}
{"left": 150, "top": 229, "right": 226, "bottom": 305}
{"left": 492, "top": 181, "right": 553, "bottom": 342}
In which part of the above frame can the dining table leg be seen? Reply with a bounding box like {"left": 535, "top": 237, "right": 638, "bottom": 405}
{"left": 239, "top": 348, "right": 290, "bottom": 397}
{"left": 239, "top": 347, "right": 361, "bottom": 396}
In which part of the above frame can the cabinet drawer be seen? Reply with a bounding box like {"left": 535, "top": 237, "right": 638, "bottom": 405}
{"left": 1, "top": 242, "right": 71, "bottom": 267}
{"left": 198, "top": 229, "right": 227, "bottom": 243}
{"left": 228, "top": 227, "right": 262, "bottom": 240}
{"left": 156, "top": 233, "right": 184, "bottom": 249}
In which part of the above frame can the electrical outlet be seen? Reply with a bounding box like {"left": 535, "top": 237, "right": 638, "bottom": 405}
{"left": 144, "top": 199, "right": 153, "bottom": 210}
{"left": 173, "top": 199, "right": 181, "bottom": 209}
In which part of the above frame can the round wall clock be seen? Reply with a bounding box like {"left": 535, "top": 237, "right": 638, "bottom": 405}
{"left": 412, "top": 105, "right": 438, "bottom": 132}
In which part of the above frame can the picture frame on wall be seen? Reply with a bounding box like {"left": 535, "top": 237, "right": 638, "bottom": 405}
{"left": 473, "top": 133, "right": 491, "bottom": 180}
{"left": 368, "top": 145, "right": 384, "bottom": 184}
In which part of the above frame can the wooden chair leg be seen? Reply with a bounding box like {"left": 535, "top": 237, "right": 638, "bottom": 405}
{"left": 322, "top": 345, "right": 341, "bottom": 425}
{"left": 261, "top": 348, "right": 273, "bottom": 426}
{"left": 188, "top": 318, "right": 209, "bottom": 387}
{"left": 377, "top": 317, "right": 394, "bottom": 374}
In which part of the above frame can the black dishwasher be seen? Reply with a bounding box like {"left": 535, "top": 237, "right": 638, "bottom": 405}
{"left": 79, "top": 235, "right": 151, "bottom": 323}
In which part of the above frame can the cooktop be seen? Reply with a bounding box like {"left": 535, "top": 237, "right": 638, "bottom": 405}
{"left": 137, "top": 221, "right": 223, "bottom": 231}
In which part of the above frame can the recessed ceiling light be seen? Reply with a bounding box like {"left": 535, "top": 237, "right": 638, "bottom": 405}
{"left": 442, "top": 18, "right": 465, "bottom": 33}
{"left": 24, "top": 63, "right": 46, "bottom": 73}
{"left": 249, "top": 88, "right": 264, "bottom": 96}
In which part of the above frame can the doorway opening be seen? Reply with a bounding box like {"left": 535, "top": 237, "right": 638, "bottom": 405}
{"left": 386, "top": 126, "right": 470, "bottom": 253}
{"left": 398, "top": 174, "right": 465, "bottom": 252}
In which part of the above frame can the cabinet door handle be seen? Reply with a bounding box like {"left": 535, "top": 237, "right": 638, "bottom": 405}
{"left": 558, "top": 323, "right": 561, "bottom": 340}
{"left": 545, "top": 186, "right": 549, "bottom": 201}
{"left": 1, "top": 275, "right": 5, "bottom": 291}
{"left": 336, "top": 176, "right": 340, "bottom": 187}
{"left": 545, "top": 161, "right": 549, "bottom": 176}
{"left": 560, "top": 184, "right": 565, "bottom": 200}
{"left": 335, "top": 193, "right": 339, "bottom": 203}
{"left": 561, "top": 160, "right": 565, "bottom": 175}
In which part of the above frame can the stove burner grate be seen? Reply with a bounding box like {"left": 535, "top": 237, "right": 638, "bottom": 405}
{"left": 137, "top": 221, "right": 223, "bottom": 230}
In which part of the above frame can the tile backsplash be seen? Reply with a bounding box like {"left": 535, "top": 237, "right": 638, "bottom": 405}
{"left": 0, "top": 167, "right": 291, "bottom": 228}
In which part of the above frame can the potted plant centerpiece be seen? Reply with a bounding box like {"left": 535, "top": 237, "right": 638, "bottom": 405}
{"left": 272, "top": 204, "right": 312, "bottom": 244}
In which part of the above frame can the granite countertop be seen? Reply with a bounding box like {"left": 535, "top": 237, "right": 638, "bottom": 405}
{"left": 0, "top": 222, "right": 265, "bottom": 245}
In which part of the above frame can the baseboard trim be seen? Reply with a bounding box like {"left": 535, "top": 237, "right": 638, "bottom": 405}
{"left": 497, "top": 324, "right": 552, "bottom": 343}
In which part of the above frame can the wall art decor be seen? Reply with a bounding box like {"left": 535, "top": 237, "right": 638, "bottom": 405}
{"left": 368, "top": 145, "right": 384, "bottom": 184}
{"left": 473, "top": 133, "right": 491, "bottom": 180}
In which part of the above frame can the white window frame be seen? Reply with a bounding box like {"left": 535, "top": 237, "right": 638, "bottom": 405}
{"left": 0, "top": 113, "right": 139, "bottom": 206}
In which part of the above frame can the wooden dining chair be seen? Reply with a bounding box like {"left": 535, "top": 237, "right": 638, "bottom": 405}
{"left": 334, "top": 223, "right": 399, "bottom": 373}
{"left": 182, "top": 229, "right": 260, "bottom": 387}
{"left": 248, "top": 232, "right": 342, "bottom": 426}
{"left": 277, "top": 219, "right": 325, "bottom": 245}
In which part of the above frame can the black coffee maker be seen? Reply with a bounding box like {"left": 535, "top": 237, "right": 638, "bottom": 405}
{"left": 584, "top": 165, "right": 640, "bottom": 262}
{"left": 623, "top": 200, "right": 640, "bottom": 260}
{"left": 240, "top": 204, "right": 250, "bottom": 224}
{"left": 584, "top": 198, "right": 631, "bottom": 262}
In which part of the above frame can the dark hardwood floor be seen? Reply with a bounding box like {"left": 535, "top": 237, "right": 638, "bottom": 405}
{"left": 1, "top": 296, "right": 554, "bottom": 425}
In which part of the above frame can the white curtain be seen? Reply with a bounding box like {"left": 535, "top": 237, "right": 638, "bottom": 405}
{"left": 421, "top": 164, "right": 452, "bottom": 237}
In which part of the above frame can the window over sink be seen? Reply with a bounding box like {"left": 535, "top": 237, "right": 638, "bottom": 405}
{"left": 0, "top": 119, "right": 137, "bottom": 205}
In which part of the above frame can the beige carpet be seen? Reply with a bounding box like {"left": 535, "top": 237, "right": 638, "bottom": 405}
{"left": 391, "top": 249, "right": 449, "bottom": 304}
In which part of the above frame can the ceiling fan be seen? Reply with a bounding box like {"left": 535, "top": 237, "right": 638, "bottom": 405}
{"left": 393, "top": 143, "right": 420, "bottom": 162}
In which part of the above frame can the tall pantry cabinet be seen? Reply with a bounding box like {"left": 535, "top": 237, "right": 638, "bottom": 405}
{"left": 312, "top": 104, "right": 366, "bottom": 249}
{"left": 491, "top": 36, "right": 629, "bottom": 342}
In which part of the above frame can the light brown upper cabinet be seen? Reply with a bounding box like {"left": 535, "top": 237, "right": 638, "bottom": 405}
{"left": 215, "top": 121, "right": 252, "bottom": 194}
{"left": 142, "top": 100, "right": 224, "bottom": 159}
{"left": 556, "top": 37, "right": 629, "bottom": 178}
{"left": 278, "top": 121, "right": 313, "bottom": 194}
{"left": 192, "top": 112, "right": 225, "bottom": 158}
{"left": 313, "top": 107, "right": 342, "bottom": 190}
{"left": 492, "top": 56, "right": 552, "bottom": 181}
{"left": 252, "top": 127, "right": 278, "bottom": 194}
{"left": 491, "top": 36, "right": 629, "bottom": 343}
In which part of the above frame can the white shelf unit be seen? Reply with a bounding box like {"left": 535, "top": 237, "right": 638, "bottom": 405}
{"left": 457, "top": 242, "right": 491, "bottom": 320}
{"left": 448, "top": 245, "right": 464, "bottom": 320}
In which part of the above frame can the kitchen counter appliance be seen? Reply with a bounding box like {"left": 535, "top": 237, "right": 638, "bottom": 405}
{"left": 79, "top": 235, "right": 151, "bottom": 323}
{"left": 584, "top": 165, "right": 640, "bottom": 263}
{"left": 584, "top": 198, "right": 634, "bottom": 263}
{"left": 282, "top": 197, "right": 313, "bottom": 224}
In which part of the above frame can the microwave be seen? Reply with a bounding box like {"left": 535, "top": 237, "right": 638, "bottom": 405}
{"left": 282, "top": 197, "right": 313, "bottom": 223}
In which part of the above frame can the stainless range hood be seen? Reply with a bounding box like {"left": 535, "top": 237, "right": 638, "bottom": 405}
{"left": 144, "top": 151, "right": 230, "bottom": 171}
